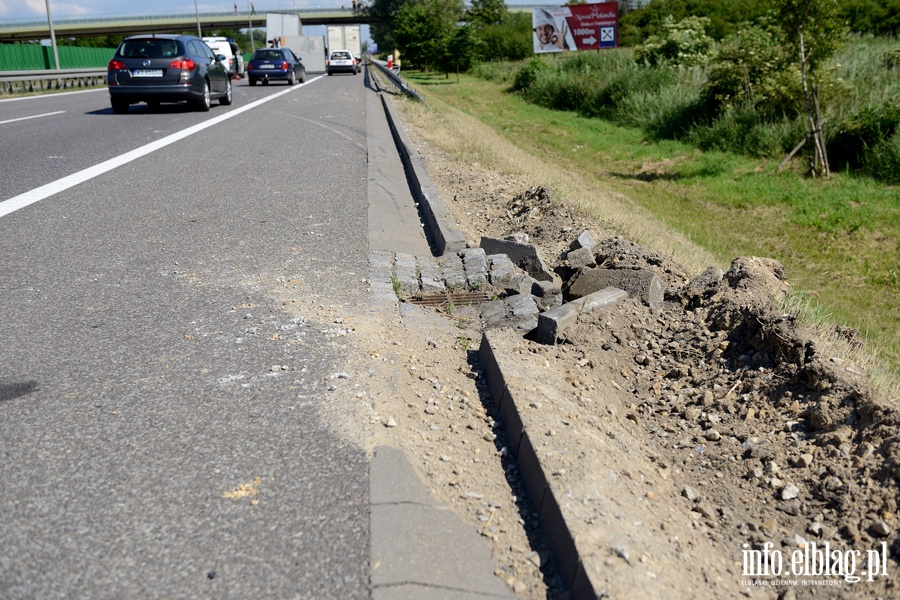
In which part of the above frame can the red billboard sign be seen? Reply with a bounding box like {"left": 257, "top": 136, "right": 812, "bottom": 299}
{"left": 532, "top": 3, "right": 618, "bottom": 54}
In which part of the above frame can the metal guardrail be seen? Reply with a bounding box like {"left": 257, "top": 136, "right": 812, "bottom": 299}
{"left": 1, "top": 68, "right": 106, "bottom": 95}
{"left": 369, "top": 58, "right": 425, "bottom": 105}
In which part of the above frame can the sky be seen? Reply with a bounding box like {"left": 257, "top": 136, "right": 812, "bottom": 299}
{"left": 1, "top": 0, "right": 547, "bottom": 23}
{"left": 1, "top": 0, "right": 550, "bottom": 48}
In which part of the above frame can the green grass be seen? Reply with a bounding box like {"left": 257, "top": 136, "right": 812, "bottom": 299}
{"left": 403, "top": 70, "right": 900, "bottom": 372}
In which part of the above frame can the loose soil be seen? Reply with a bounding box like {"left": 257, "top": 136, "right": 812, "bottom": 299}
{"left": 346, "top": 89, "right": 900, "bottom": 599}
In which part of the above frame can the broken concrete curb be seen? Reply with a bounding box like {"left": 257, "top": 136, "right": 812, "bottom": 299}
{"left": 536, "top": 287, "right": 628, "bottom": 345}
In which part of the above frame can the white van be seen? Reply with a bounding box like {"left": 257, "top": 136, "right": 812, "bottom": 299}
{"left": 202, "top": 37, "right": 244, "bottom": 78}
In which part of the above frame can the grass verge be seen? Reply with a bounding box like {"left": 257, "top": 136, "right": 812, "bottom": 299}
{"left": 396, "top": 70, "right": 900, "bottom": 380}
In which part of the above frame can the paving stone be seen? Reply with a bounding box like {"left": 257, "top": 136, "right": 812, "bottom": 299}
{"left": 505, "top": 273, "right": 538, "bottom": 296}
{"left": 531, "top": 280, "right": 563, "bottom": 311}
{"left": 505, "top": 294, "right": 539, "bottom": 334}
{"left": 566, "top": 247, "right": 596, "bottom": 269}
{"left": 462, "top": 249, "right": 488, "bottom": 289}
{"left": 394, "top": 252, "right": 420, "bottom": 295}
{"left": 569, "top": 229, "right": 597, "bottom": 251}
{"left": 487, "top": 254, "right": 517, "bottom": 288}
{"left": 479, "top": 300, "right": 508, "bottom": 329}
{"left": 417, "top": 257, "right": 446, "bottom": 294}
{"left": 370, "top": 265, "right": 394, "bottom": 285}
{"left": 370, "top": 249, "right": 393, "bottom": 268}
{"left": 439, "top": 254, "right": 467, "bottom": 290}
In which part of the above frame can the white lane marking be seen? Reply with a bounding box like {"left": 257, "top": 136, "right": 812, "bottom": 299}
{"left": 0, "top": 87, "right": 107, "bottom": 103}
{"left": 0, "top": 110, "right": 65, "bottom": 125}
{"left": 0, "top": 75, "right": 325, "bottom": 219}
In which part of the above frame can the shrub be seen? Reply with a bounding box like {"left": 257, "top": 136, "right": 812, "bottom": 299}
{"left": 633, "top": 16, "right": 717, "bottom": 68}
{"left": 866, "top": 131, "right": 900, "bottom": 183}
{"left": 687, "top": 107, "right": 806, "bottom": 157}
{"left": 827, "top": 103, "right": 900, "bottom": 172}
{"left": 512, "top": 57, "right": 551, "bottom": 92}
{"left": 704, "top": 23, "right": 800, "bottom": 117}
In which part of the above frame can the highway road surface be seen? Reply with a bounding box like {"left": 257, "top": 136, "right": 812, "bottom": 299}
{"left": 0, "top": 74, "right": 373, "bottom": 598}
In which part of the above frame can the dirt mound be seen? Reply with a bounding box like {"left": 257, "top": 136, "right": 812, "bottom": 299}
{"left": 473, "top": 185, "right": 899, "bottom": 595}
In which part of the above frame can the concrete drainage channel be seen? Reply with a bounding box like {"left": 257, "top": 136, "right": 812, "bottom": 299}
{"left": 368, "top": 65, "right": 652, "bottom": 600}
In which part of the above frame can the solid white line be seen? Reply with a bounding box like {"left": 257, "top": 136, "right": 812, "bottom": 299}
{"left": 0, "top": 75, "right": 324, "bottom": 219}
{"left": 0, "top": 110, "right": 65, "bottom": 125}
{"left": 0, "top": 87, "right": 107, "bottom": 103}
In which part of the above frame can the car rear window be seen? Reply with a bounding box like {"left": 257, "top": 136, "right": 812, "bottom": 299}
{"left": 253, "top": 50, "right": 284, "bottom": 60}
{"left": 331, "top": 52, "right": 351, "bottom": 59}
{"left": 120, "top": 39, "right": 179, "bottom": 59}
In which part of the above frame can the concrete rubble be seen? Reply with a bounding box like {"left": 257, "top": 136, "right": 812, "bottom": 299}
{"left": 371, "top": 229, "right": 665, "bottom": 344}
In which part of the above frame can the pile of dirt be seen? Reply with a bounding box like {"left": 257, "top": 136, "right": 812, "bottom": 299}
{"left": 388, "top": 100, "right": 899, "bottom": 598}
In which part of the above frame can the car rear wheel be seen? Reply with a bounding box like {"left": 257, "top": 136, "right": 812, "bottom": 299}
{"left": 194, "top": 80, "right": 211, "bottom": 112}
{"left": 111, "top": 99, "right": 129, "bottom": 114}
{"left": 220, "top": 78, "right": 233, "bottom": 105}
{"left": 249, "top": 78, "right": 257, "bottom": 86}
{"left": 288, "top": 70, "right": 296, "bottom": 85}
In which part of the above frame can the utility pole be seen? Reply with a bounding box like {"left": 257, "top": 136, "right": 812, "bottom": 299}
{"left": 194, "top": 0, "right": 202, "bottom": 37}
{"left": 44, "top": 0, "right": 60, "bottom": 70}
{"left": 248, "top": 0, "right": 255, "bottom": 52}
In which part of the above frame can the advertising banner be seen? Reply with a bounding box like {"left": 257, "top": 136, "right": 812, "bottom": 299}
{"left": 532, "top": 3, "right": 618, "bottom": 54}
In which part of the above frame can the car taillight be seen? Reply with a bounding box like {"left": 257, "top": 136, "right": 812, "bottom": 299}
{"left": 107, "top": 59, "right": 126, "bottom": 71}
{"left": 281, "top": 61, "right": 290, "bottom": 71}
{"left": 247, "top": 61, "right": 254, "bottom": 70}
{"left": 169, "top": 58, "right": 197, "bottom": 71}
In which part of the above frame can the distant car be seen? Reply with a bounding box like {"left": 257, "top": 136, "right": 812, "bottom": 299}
{"left": 202, "top": 36, "right": 244, "bottom": 78}
{"left": 246, "top": 48, "right": 306, "bottom": 86}
{"left": 107, "top": 34, "right": 232, "bottom": 113}
{"left": 327, "top": 50, "right": 358, "bottom": 75}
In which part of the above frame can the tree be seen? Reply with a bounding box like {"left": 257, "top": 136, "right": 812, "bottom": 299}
{"left": 633, "top": 15, "right": 717, "bottom": 67}
{"left": 442, "top": 24, "right": 483, "bottom": 80}
{"left": 393, "top": 0, "right": 464, "bottom": 71}
{"left": 476, "top": 11, "right": 532, "bottom": 61}
{"left": 774, "top": 0, "right": 849, "bottom": 176}
{"left": 775, "top": 0, "right": 847, "bottom": 72}
{"left": 366, "top": 0, "right": 408, "bottom": 53}
{"left": 467, "top": 0, "right": 507, "bottom": 28}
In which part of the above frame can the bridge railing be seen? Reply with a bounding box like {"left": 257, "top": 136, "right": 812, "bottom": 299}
{"left": 1, "top": 68, "right": 106, "bottom": 95}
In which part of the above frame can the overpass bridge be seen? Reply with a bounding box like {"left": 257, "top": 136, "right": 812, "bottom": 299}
{"left": 0, "top": 8, "right": 374, "bottom": 43}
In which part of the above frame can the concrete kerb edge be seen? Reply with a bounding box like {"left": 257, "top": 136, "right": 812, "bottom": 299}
{"left": 378, "top": 93, "right": 468, "bottom": 257}
{"left": 479, "top": 331, "right": 599, "bottom": 600}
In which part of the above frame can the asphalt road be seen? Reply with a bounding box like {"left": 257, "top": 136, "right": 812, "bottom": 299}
{"left": 0, "top": 74, "right": 372, "bottom": 599}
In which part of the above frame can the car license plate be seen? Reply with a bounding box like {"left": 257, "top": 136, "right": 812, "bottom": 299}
{"left": 260, "top": 64, "right": 275, "bottom": 69}
{"left": 132, "top": 69, "right": 163, "bottom": 77}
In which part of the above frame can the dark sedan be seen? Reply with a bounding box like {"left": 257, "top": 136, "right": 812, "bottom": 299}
{"left": 107, "top": 34, "right": 232, "bottom": 113}
{"left": 246, "top": 49, "right": 306, "bottom": 86}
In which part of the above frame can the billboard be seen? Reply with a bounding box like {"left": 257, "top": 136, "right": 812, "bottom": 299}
{"left": 532, "top": 3, "right": 618, "bottom": 54}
